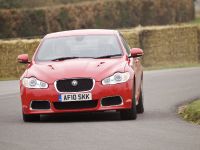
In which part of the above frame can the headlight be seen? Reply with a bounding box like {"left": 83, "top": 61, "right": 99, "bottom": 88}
{"left": 22, "top": 77, "right": 48, "bottom": 89}
{"left": 102, "top": 72, "right": 130, "bottom": 85}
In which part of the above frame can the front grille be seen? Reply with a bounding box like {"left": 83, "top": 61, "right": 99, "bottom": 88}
{"left": 101, "top": 96, "right": 122, "bottom": 106}
{"left": 55, "top": 78, "right": 94, "bottom": 92}
{"left": 53, "top": 100, "right": 98, "bottom": 110}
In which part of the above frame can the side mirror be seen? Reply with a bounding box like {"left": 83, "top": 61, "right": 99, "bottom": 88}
{"left": 18, "top": 54, "right": 29, "bottom": 64}
{"left": 129, "top": 48, "right": 144, "bottom": 58}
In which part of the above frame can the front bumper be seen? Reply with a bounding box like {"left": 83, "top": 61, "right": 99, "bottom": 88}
{"left": 21, "top": 80, "right": 133, "bottom": 115}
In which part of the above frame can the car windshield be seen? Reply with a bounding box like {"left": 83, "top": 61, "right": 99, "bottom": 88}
{"left": 35, "top": 35, "right": 122, "bottom": 61}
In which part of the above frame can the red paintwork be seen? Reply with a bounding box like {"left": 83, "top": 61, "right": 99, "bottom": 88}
{"left": 18, "top": 54, "right": 29, "bottom": 63}
{"left": 19, "top": 29, "right": 143, "bottom": 115}
{"left": 130, "top": 48, "right": 144, "bottom": 58}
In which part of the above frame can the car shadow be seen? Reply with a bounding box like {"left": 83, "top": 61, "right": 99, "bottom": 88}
{"left": 39, "top": 111, "right": 123, "bottom": 123}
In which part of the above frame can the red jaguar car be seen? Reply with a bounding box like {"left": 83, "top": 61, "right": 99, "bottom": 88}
{"left": 18, "top": 29, "right": 144, "bottom": 122}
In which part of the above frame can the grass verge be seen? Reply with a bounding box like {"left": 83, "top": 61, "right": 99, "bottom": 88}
{"left": 143, "top": 63, "right": 200, "bottom": 71}
{"left": 178, "top": 99, "right": 200, "bottom": 125}
{"left": 0, "top": 77, "right": 19, "bottom": 81}
{"left": 190, "top": 17, "right": 200, "bottom": 24}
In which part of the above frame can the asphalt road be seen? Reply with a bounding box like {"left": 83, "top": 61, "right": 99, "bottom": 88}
{"left": 0, "top": 67, "right": 200, "bottom": 150}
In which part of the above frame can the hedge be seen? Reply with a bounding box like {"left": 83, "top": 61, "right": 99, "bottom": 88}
{"left": 0, "top": 0, "right": 195, "bottom": 38}
{"left": 138, "top": 25, "right": 199, "bottom": 67}
{"left": 0, "top": 25, "right": 200, "bottom": 78}
{"left": 0, "top": 39, "right": 39, "bottom": 78}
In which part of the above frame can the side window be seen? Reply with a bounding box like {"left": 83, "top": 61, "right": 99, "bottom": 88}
{"left": 120, "top": 34, "right": 131, "bottom": 54}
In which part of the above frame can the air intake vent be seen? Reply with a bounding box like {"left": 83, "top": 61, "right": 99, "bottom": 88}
{"left": 101, "top": 96, "right": 122, "bottom": 106}
{"left": 31, "top": 101, "right": 50, "bottom": 110}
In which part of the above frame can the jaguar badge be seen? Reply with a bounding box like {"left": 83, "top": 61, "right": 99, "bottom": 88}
{"left": 71, "top": 80, "right": 78, "bottom": 86}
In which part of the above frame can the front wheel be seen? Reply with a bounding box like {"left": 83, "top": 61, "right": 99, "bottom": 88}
{"left": 136, "top": 90, "right": 144, "bottom": 114}
{"left": 120, "top": 98, "right": 137, "bottom": 120}
{"left": 23, "top": 113, "right": 40, "bottom": 122}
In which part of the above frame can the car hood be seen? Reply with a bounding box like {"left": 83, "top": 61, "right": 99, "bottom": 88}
{"left": 27, "top": 58, "right": 127, "bottom": 84}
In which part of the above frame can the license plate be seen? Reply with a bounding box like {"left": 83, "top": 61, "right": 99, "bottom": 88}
{"left": 59, "top": 93, "right": 92, "bottom": 102}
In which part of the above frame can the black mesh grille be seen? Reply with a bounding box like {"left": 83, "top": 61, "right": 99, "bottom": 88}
{"left": 56, "top": 78, "right": 93, "bottom": 92}
{"left": 31, "top": 101, "right": 50, "bottom": 110}
{"left": 101, "top": 96, "right": 122, "bottom": 106}
{"left": 53, "top": 100, "right": 98, "bottom": 110}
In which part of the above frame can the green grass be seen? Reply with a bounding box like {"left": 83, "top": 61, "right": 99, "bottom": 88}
{"left": 0, "top": 0, "right": 93, "bottom": 9}
{"left": 143, "top": 63, "right": 200, "bottom": 71}
{"left": 0, "top": 77, "right": 18, "bottom": 81}
{"left": 144, "top": 63, "right": 200, "bottom": 71}
{"left": 178, "top": 99, "right": 200, "bottom": 125}
{"left": 190, "top": 17, "right": 200, "bottom": 24}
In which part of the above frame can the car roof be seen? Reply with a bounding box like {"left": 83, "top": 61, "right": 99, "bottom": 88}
{"left": 44, "top": 29, "right": 119, "bottom": 39}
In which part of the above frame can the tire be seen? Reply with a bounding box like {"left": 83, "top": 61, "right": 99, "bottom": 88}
{"left": 23, "top": 113, "right": 40, "bottom": 122}
{"left": 120, "top": 97, "right": 137, "bottom": 120}
{"left": 136, "top": 90, "right": 144, "bottom": 114}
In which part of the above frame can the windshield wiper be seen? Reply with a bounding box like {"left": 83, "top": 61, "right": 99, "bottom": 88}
{"left": 94, "top": 54, "right": 122, "bottom": 59}
{"left": 51, "top": 54, "right": 122, "bottom": 61}
{"left": 51, "top": 57, "right": 79, "bottom": 61}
